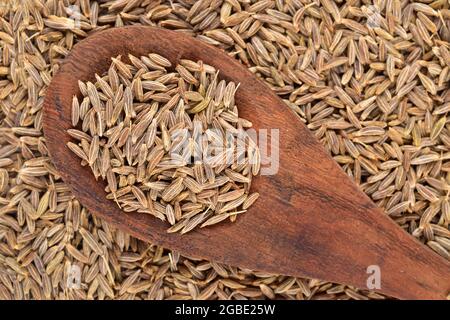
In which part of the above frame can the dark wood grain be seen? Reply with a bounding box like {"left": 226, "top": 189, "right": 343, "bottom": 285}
{"left": 42, "top": 26, "right": 450, "bottom": 300}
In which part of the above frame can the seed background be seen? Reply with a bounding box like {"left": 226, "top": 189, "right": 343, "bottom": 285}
{"left": 0, "top": 0, "right": 449, "bottom": 300}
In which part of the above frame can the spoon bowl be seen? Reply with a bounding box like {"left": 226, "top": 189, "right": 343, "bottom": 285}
{"left": 43, "top": 26, "right": 450, "bottom": 300}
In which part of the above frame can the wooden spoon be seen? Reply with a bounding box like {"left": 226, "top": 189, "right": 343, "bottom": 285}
{"left": 43, "top": 26, "right": 450, "bottom": 300}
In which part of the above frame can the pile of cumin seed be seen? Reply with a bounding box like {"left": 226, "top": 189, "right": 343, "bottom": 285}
{"left": 0, "top": 0, "right": 449, "bottom": 300}
{"left": 67, "top": 53, "right": 260, "bottom": 233}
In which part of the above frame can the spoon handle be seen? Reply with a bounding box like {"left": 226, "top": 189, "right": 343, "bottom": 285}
{"left": 269, "top": 130, "right": 450, "bottom": 299}
{"left": 340, "top": 206, "right": 450, "bottom": 299}
{"left": 274, "top": 148, "right": 450, "bottom": 299}
{"left": 244, "top": 81, "right": 450, "bottom": 299}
